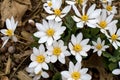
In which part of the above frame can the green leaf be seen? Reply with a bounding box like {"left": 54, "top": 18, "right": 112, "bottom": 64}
{"left": 52, "top": 72, "right": 61, "bottom": 80}
{"left": 108, "top": 62, "right": 117, "bottom": 71}
{"left": 103, "top": 52, "right": 112, "bottom": 58}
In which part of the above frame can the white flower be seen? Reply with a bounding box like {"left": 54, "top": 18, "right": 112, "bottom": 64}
{"left": 45, "top": 0, "right": 71, "bottom": 22}
{"left": 0, "top": 16, "right": 18, "bottom": 48}
{"left": 100, "top": 0, "right": 113, "bottom": 3}
{"left": 96, "top": 10, "right": 118, "bottom": 33}
{"left": 43, "top": 0, "right": 53, "bottom": 12}
{"left": 92, "top": 37, "right": 109, "bottom": 56}
{"left": 61, "top": 61, "right": 92, "bottom": 80}
{"left": 105, "top": 26, "right": 120, "bottom": 49}
{"left": 26, "top": 67, "right": 49, "bottom": 80}
{"left": 34, "top": 20, "right": 66, "bottom": 46}
{"left": 46, "top": 40, "right": 71, "bottom": 64}
{"left": 66, "top": 0, "right": 88, "bottom": 6}
{"left": 72, "top": 4, "right": 101, "bottom": 28}
{"left": 28, "top": 44, "right": 50, "bottom": 74}
{"left": 102, "top": 1, "right": 117, "bottom": 15}
{"left": 68, "top": 33, "right": 91, "bottom": 62}
{"left": 112, "top": 62, "right": 120, "bottom": 75}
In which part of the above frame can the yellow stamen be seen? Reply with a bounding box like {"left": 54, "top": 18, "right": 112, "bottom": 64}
{"left": 46, "top": 28, "right": 55, "bottom": 37}
{"left": 96, "top": 44, "right": 102, "bottom": 50}
{"left": 54, "top": 9, "right": 61, "bottom": 16}
{"left": 71, "top": 72, "right": 81, "bottom": 80}
{"left": 36, "top": 55, "right": 45, "bottom": 63}
{"left": 106, "top": 5, "right": 112, "bottom": 11}
{"left": 73, "top": 44, "right": 82, "bottom": 52}
{"left": 53, "top": 47, "right": 61, "bottom": 56}
{"left": 6, "top": 29, "right": 13, "bottom": 36}
{"left": 81, "top": 15, "right": 88, "bottom": 22}
{"left": 111, "top": 34, "right": 118, "bottom": 41}
{"left": 48, "top": 1, "right": 52, "bottom": 7}
{"left": 99, "top": 21, "right": 107, "bottom": 29}
{"left": 76, "top": 0, "right": 84, "bottom": 4}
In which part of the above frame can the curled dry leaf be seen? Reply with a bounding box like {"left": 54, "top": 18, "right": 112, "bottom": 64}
{"left": 1, "top": 0, "right": 31, "bottom": 27}
{"left": 5, "top": 57, "right": 12, "bottom": 74}
{"left": 1, "top": 76, "right": 9, "bottom": 80}
{"left": 21, "top": 31, "right": 34, "bottom": 43}
{"left": 17, "top": 71, "right": 32, "bottom": 80}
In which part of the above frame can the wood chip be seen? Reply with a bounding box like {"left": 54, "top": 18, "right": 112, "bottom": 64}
{"left": 17, "top": 71, "right": 32, "bottom": 80}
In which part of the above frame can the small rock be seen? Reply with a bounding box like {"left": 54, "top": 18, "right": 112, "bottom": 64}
{"left": 8, "top": 46, "right": 15, "bottom": 53}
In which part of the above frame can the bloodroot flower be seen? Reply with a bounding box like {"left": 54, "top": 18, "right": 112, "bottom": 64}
{"left": 61, "top": 61, "right": 92, "bottom": 80}
{"left": 0, "top": 16, "right": 18, "bottom": 48}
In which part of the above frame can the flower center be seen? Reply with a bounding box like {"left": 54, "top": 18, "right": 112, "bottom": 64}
{"left": 6, "top": 29, "right": 13, "bottom": 36}
{"left": 71, "top": 72, "right": 81, "bottom": 80}
{"left": 106, "top": 5, "right": 112, "bottom": 11}
{"left": 76, "top": 0, "right": 84, "bottom": 4}
{"left": 102, "top": 0, "right": 107, "bottom": 3}
{"left": 111, "top": 34, "right": 118, "bottom": 41}
{"left": 48, "top": 1, "right": 52, "bottom": 7}
{"left": 96, "top": 44, "right": 102, "bottom": 50}
{"left": 46, "top": 28, "right": 55, "bottom": 37}
{"left": 81, "top": 15, "right": 88, "bottom": 22}
{"left": 36, "top": 55, "right": 45, "bottom": 63}
{"left": 54, "top": 9, "right": 61, "bottom": 16}
{"left": 36, "top": 71, "right": 41, "bottom": 75}
{"left": 73, "top": 44, "right": 82, "bottom": 52}
{"left": 53, "top": 47, "right": 61, "bottom": 56}
{"left": 99, "top": 21, "right": 107, "bottom": 28}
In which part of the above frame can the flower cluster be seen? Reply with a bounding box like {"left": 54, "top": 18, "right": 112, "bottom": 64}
{"left": 0, "top": 0, "right": 120, "bottom": 80}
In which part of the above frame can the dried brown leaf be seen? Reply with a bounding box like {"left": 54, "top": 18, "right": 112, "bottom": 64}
{"left": 17, "top": 71, "right": 32, "bottom": 80}
{"left": 5, "top": 57, "right": 12, "bottom": 74}
{"left": 1, "top": 76, "right": 9, "bottom": 80}
{"left": 1, "top": 0, "right": 31, "bottom": 27}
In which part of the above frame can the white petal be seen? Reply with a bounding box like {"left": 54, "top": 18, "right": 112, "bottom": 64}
{"left": 29, "top": 62, "right": 38, "bottom": 68}
{"left": 80, "top": 51, "right": 88, "bottom": 56}
{"left": 0, "top": 29, "right": 7, "bottom": 35}
{"left": 1, "top": 37, "right": 9, "bottom": 48}
{"left": 33, "top": 47, "right": 39, "bottom": 55}
{"left": 30, "top": 54, "right": 36, "bottom": 61}
{"left": 76, "top": 22, "right": 84, "bottom": 28}
{"left": 38, "top": 36, "right": 48, "bottom": 43}
{"left": 46, "top": 15, "right": 56, "bottom": 20}
{"left": 75, "top": 54, "right": 82, "bottom": 62}
{"left": 72, "top": 5, "right": 81, "bottom": 16}
{"left": 36, "top": 23, "right": 45, "bottom": 31}
{"left": 80, "top": 68, "right": 88, "bottom": 74}
{"left": 77, "top": 33, "right": 82, "bottom": 43}
{"left": 12, "top": 36, "right": 17, "bottom": 42}
{"left": 61, "top": 71, "right": 71, "bottom": 78}
{"left": 113, "top": 42, "right": 118, "bottom": 49}
{"left": 34, "top": 64, "right": 42, "bottom": 74}
{"left": 87, "top": 4, "right": 96, "bottom": 16}
{"left": 89, "top": 9, "right": 101, "bottom": 18}
{"left": 50, "top": 55, "right": 57, "bottom": 63}
{"left": 47, "top": 37, "right": 53, "bottom": 46}
{"left": 72, "top": 16, "right": 80, "bottom": 22}
{"left": 112, "top": 69, "right": 120, "bottom": 75}
{"left": 81, "top": 74, "right": 92, "bottom": 80}
{"left": 55, "top": 16, "right": 62, "bottom": 22}
{"left": 6, "top": 18, "right": 12, "bottom": 30}
{"left": 80, "top": 39, "right": 89, "bottom": 45}
{"left": 58, "top": 56, "right": 65, "bottom": 64}
{"left": 86, "top": 22, "right": 96, "bottom": 28}
{"left": 41, "top": 71, "right": 49, "bottom": 78}
{"left": 106, "top": 14, "right": 114, "bottom": 23}
{"left": 42, "top": 62, "right": 49, "bottom": 70}
{"left": 74, "top": 62, "right": 81, "bottom": 71}
{"left": 69, "top": 61, "right": 74, "bottom": 72}
{"left": 61, "top": 5, "right": 71, "bottom": 14}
